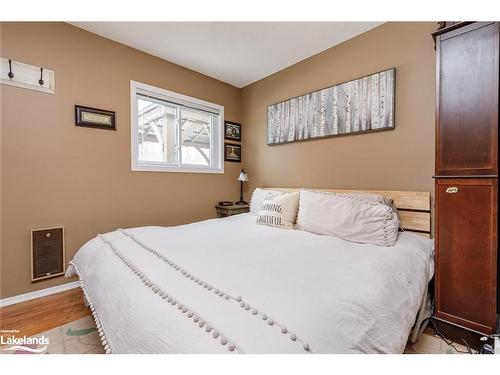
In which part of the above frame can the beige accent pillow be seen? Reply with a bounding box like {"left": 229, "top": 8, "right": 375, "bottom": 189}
{"left": 249, "top": 188, "right": 283, "bottom": 215}
{"left": 296, "top": 189, "right": 399, "bottom": 246}
{"left": 257, "top": 191, "right": 300, "bottom": 229}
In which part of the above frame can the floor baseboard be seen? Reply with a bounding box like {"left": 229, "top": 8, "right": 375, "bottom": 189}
{"left": 0, "top": 281, "right": 80, "bottom": 307}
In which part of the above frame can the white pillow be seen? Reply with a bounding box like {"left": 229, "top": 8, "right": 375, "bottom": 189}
{"left": 335, "top": 191, "right": 401, "bottom": 229}
{"left": 296, "top": 189, "right": 399, "bottom": 246}
{"left": 249, "top": 188, "right": 283, "bottom": 215}
{"left": 257, "top": 191, "right": 300, "bottom": 229}
{"left": 337, "top": 192, "right": 396, "bottom": 212}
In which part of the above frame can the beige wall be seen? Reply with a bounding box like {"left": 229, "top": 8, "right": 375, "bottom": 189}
{"left": 0, "top": 22, "right": 242, "bottom": 298}
{"left": 241, "top": 22, "right": 435, "bottom": 200}
{"left": 0, "top": 22, "right": 436, "bottom": 299}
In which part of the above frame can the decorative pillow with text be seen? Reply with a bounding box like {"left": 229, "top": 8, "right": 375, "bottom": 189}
{"left": 256, "top": 192, "right": 300, "bottom": 229}
{"left": 249, "top": 188, "right": 283, "bottom": 215}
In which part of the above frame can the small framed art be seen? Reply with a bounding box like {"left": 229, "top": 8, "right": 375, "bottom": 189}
{"left": 224, "top": 143, "right": 241, "bottom": 162}
{"left": 75, "top": 105, "right": 116, "bottom": 130}
{"left": 224, "top": 121, "right": 241, "bottom": 141}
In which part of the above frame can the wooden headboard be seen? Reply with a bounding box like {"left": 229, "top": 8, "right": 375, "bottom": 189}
{"left": 266, "top": 188, "right": 432, "bottom": 238}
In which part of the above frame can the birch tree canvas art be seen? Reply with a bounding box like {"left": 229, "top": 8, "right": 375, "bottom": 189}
{"left": 267, "top": 68, "right": 395, "bottom": 145}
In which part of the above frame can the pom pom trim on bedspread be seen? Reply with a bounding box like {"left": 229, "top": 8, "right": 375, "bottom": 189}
{"left": 67, "top": 229, "right": 312, "bottom": 354}
{"left": 117, "top": 228, "right": 311, "bottom": 353}
{"left": 66, "top": 263, "right": 113, "bottom": 354}
{"left": 97, "top": 233, "right": 241, "bottom": 353}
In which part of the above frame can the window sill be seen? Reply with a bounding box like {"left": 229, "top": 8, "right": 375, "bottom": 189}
{"left": 131, "top": 163, "right": 224, "bottom": 174}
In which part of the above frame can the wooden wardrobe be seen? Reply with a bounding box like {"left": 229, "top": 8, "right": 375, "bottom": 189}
{"left": 433, "top": 22, "right": 498, "bottom": 335}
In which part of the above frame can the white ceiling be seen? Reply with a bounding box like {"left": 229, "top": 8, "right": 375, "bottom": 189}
{"left": 70, "top": 22, "right": 382, "bottom": 88}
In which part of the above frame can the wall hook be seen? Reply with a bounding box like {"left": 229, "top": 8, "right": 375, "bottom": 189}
{"left": 8, "top": 59, "right": 14, "bottom": 79}
{"left": 39, "top": 67, "right": 44, "bottom": 86}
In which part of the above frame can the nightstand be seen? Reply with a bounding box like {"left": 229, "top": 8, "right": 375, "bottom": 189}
{"left": 215, "top": 204, "right": 249, "bottom": 218}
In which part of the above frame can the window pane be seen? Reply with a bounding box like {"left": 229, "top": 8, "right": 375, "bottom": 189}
{"left": 137, "top": 95, "right": 178, "bottom": 164}
{"left": 180, "top": 107, "right": 214, "bottom": 166}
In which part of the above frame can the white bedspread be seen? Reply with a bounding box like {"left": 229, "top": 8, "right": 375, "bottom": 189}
{"left": 66, "top": 213, "right": 434, "bottom": 354}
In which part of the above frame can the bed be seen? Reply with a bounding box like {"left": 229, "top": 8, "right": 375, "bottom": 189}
{"left": 65, "top": 188, "right": 434, "bottom": 354}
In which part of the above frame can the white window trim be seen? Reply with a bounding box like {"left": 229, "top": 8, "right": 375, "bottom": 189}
{"left": 130, "top": 80, "right": 224, "bottom": 174}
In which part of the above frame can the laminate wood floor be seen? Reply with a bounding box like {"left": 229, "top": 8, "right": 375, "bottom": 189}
{"left": 0, "top": 288, "right": 90, "bottom": 342}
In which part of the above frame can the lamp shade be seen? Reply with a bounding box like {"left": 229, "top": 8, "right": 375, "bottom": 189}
{"left": 237, "top": 169, "right": 248, "bottom": 182}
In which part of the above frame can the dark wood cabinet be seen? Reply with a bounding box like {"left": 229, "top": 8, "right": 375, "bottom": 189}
{"left": 435, "top": 179, "right": 497, "bottom": 333}
{"left": 433, "top": 22, "right": 498, "bottom": 335}
{"left": 435, "top": 22, "right": 498, "bottom": 177}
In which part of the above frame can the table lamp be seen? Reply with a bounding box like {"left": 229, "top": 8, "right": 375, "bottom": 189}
{"left": 235, "top": 169, "right": 248, "bottom": 205}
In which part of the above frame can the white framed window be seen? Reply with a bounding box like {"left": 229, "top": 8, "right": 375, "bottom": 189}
{"left": 130, "top": 80, "right": 224, "bottom": 173}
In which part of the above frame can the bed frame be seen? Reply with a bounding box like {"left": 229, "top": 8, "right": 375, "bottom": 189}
{"left": 267, "top": 187, "right": 433, "bottom": 343}
{"left": 267, "top": 188, "right": 432, "bottom": 238}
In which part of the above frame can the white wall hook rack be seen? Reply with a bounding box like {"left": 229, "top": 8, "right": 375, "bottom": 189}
{"left": 1, "top": 57, "right": 55, "bottom": 94}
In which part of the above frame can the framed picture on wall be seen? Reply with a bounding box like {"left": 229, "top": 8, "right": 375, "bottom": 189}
{"left": 267, "top": 68, "right": 396, "bottom": 145}
{"left": 75, "top": 105, "right": 116, "bottom": 130}
{"left": 224, "top": 143, "right": 241, "bottom": 162}
{"left": 224, "top": 121, "right": 241, "bottom": 141}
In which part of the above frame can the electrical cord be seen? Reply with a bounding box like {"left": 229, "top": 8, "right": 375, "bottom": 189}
{"left": 428, "top": 318, "right": 476, "bottom": 354}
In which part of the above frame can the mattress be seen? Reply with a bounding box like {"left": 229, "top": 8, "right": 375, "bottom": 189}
{"left": 66, "top": 213, "right": 434, "bottom": 354}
